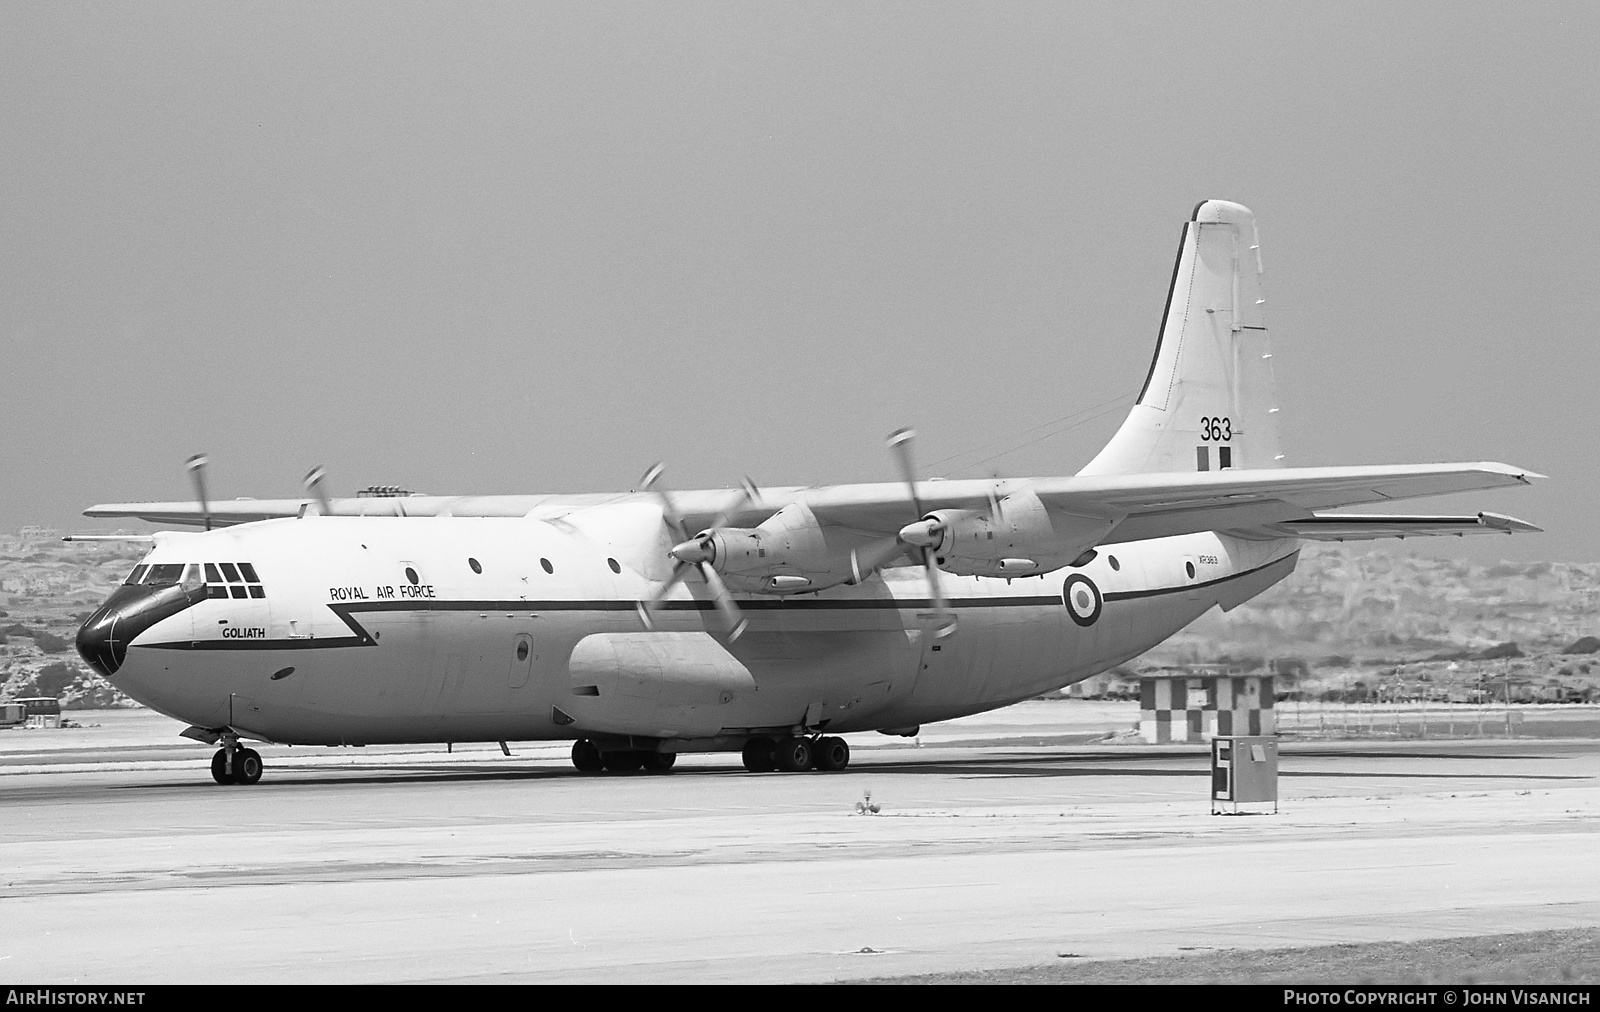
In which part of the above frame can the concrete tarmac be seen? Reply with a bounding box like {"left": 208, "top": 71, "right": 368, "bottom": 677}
{"left": 1, "top": 703, "right": 1596, "bottom": 983}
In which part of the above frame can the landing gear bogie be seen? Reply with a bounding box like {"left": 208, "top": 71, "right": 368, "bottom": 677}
{"left": 569, "top": 739, "right": 676, "bottom": 774}
{"left": 742, "top": 734, "right": 850, "bottom": 773}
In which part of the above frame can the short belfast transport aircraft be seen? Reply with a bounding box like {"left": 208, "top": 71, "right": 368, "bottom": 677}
{"left": 75, "top": 200, "right": 1541, "bottom": 785}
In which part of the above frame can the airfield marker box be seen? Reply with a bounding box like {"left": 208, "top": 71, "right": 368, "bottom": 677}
{"left": 1210, "top": 735, "right": 1278, "bottom": 815}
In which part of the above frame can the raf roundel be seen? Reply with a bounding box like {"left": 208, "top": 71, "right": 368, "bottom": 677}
{"left": 1063, "top": 573, "right": 1103, "bottom": 627}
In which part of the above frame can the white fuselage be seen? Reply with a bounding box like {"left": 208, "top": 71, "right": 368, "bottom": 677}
{"left": 97, "top": 516, "right": 1299, "bottom": 747}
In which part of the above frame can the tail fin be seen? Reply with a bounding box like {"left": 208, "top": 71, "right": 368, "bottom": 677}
{"left": 1078, "top": 200, "right": 1283, "bottom": 476}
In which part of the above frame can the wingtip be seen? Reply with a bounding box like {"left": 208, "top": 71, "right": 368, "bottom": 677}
{"left": 1477, "top": 512, "right": 1543, "bottom": 534}
{"left": 1477, "top": 462, "right": 1546, "bottom": 482}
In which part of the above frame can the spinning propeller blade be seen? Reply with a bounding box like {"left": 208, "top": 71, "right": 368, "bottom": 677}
{"left": 635, "top": 465, "right": 753, "bottom": 640}
{"left": 184, "top": 454, "right": 213, "bottom": 532}
{"left": 883, "top": 428, "right": 956, "bottom": 638}
{"left": 303, "top": 466, "right": 333, "bottom": 517}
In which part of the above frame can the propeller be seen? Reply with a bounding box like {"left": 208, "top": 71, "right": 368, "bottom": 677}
{"left": 184, "top": 454, "right": 213, "bottom": 532}
{"left": 635, "top": 465, "right": 759, "bottom": 641}
{"left": 884, "top": 428, "right": 957, "bottom": 638}
{"left": 304, "top": 466, "right": 333, "bottom": 517}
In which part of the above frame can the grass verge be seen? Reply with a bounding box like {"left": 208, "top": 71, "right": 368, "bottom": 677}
{"left": 850, "top": 927, "right": 1600, "bottom": 984}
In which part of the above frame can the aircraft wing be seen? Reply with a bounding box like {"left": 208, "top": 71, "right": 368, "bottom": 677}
{"left": 779, "top": 461, "right": 1543, "bottom": 546}
{"left": 83, "top": 462, "right": 1541, "bottom": 546}
{"left": 81, "top": 494, "right": 563, "bottom": 527}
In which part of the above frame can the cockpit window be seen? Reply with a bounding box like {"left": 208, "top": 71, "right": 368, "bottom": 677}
{"left": 124, "top": 564, "right": 150, "bottom": 586}
{"left": 219, "top": 562, "right": 243, "bottom": 583}
{"left": 204, "top": 563, "right": 222, "bottom": 584}
{"left": 238, "top": 562, "right": 260, "bottom": 582}
{"left": 142, "top": 564, "right": 187, "bottom": 586}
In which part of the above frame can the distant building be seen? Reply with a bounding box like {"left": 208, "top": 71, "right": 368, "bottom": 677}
{"left": 4, "top": 696, "right": 62, "bottom": 728}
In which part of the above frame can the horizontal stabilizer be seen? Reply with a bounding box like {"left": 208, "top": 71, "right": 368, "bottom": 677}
{"left": 1249, "top": 511, "right": 1542, "bottom": 542}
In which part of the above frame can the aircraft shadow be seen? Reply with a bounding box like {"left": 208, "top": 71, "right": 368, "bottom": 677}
{"left": 108, "top": 749, "right": 1589, "bottom": 789}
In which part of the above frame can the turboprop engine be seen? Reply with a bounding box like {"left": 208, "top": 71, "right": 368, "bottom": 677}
{"left": 636, "top": 429, "right": 1109, "bottom": 641}
{"left": 896, "top": 490, "right": 1115, "bottom": 579}
{"left": 669, "top": 502, "right": 858, "bottom": 595}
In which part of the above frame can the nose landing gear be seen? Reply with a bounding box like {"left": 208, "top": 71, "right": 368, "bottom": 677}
{"left": 209, "top": 733, "right": 264, "bottom": 785}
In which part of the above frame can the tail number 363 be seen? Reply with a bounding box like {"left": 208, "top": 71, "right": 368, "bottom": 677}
{"left": 1200, "top": 416, "right": 1232, "bottom": 441}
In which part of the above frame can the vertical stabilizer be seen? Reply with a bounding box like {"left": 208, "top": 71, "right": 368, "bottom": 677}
{"left": 1079, "top": 200, "right": 1283, "bottom": 475}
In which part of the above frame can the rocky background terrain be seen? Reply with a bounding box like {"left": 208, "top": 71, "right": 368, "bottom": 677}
{"left": 0, "top": 528, "right": 146, "bottom": 707}
{"left": 2, "top": 527, "right": 1598, "bottom": 708}
{"left": 1091, "top": 548, "right": 1600, "bottom": 703}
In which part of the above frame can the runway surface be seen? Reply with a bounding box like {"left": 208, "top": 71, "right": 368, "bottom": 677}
{"left": 2, "top": 703, "right": 1597, "bottom": 983}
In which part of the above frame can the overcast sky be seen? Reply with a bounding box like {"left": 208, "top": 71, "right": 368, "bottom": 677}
{"left": 2, "top": 2, "right": 1595, "bottom": 563}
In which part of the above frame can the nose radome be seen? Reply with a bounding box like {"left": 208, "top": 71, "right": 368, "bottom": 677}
{"left": 75, "top": 583, "right": 201, "bottom": 680}
{"left": 76, "top": 603, "right": 123, "bottom": 677}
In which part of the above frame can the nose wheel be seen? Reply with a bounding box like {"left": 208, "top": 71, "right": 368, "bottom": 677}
{"left": 210, "top": 740, "right": 263, "bottom": 785}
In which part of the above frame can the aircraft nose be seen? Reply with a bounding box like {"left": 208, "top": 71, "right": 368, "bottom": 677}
{"left": 76, "top": 601, "right": 122, "bottom": 676}
{"left": 76, "top": 584, "right": 199, "bottom": 677}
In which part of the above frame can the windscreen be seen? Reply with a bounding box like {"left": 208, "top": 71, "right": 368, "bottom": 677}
{"left": 141, "top": 563, "right": 187, "bottom": 586}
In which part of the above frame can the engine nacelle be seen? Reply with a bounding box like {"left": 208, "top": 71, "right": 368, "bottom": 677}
{"left": 698, "top": 502, "right": 860, "bottom": 595}
{"left": 921, "top": 491, "right": 1114, "bottom": 578}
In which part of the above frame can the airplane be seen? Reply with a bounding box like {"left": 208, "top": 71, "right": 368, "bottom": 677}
{"left": 72, "top": 200, "right": 1542, "bottom": 785}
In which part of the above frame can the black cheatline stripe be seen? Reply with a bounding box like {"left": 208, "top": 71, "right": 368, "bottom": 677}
{"left": 334, "top": 596, "right": 1060, "bottom": 615}
{"left": 139, "top": 595, "right": 1061, "bottom": 652}
{"left": 139, "top": 552, "right": 1298, "bottom": 652}
{"left": 145, "top": 601, "right": 378, "bottom": 652}
{"left": 147, "top": 636, "right": 367, "bottom": 652}
{"left": 1102, "top": 551, "right": 1298, "bottom": 602}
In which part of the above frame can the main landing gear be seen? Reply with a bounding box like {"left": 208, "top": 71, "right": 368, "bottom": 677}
{"left": 741, "top": 735, "right": 850, "bottom": 773}
{"left": 570, "top": 738, "right": 677, "bottom": 775}
{"left": 567, "top": 735, "right": 850, "bottom": 775}
{"left": 210, "top": 733, "right": 263, "bottom": 785}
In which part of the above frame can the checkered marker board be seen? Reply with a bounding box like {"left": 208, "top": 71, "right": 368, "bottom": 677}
{"left": 1139, "top": 675, "right": 1276, "bottom": 743}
